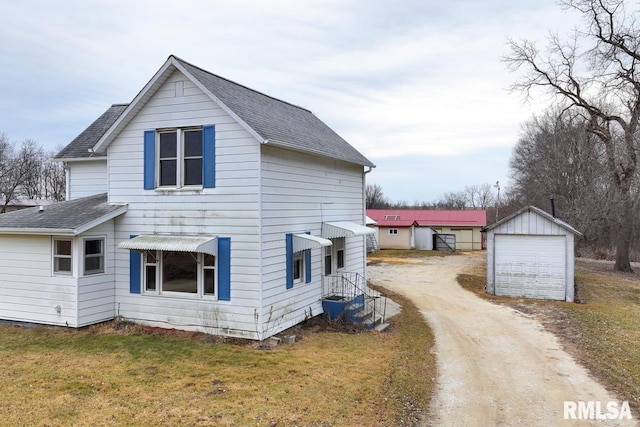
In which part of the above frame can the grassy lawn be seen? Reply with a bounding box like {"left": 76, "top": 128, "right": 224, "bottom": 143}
{"left": 0, "top": 291, "right": 435, "bottom": 426}
{"left": 458, "top": 261, "right": 640, "bottom": 413}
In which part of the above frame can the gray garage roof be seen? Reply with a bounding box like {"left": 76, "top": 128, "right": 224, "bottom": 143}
{"left": 56, "top": 56, "right": 374, "bottom": 167}
{"left": 0, "top": 193, "right": 127, "bottom": 235}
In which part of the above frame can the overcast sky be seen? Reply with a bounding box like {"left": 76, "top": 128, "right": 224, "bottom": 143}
{"left": 0, "top": 0, "right": 577, "bottom": 203}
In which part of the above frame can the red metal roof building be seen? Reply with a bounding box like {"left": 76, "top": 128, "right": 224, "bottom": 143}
{"left": 367, "top": 209, "right": 487, "bottom": 250}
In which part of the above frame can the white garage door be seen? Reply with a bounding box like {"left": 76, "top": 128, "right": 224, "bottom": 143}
{"left": 494, "top": 234, "right": 566, "bottom": 301}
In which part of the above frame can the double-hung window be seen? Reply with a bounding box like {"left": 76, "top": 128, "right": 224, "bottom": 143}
{"left": 53, "top": 238, "right": 72, "bottom": 275}
{"left": 84, "top": 238, "right": 105, "bottom": 275}
{"left": 145, "top": 125, "right": 214, "bottom": 190}
{"left": 143, "top": 250, "right": 217, "bottom": 297}
{"left": 158, "top": 129, "right": 203, "bottom": 187}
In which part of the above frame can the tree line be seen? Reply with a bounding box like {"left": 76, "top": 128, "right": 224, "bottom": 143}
{"left": 366, "top": 182, "right": 498, "bottom": 211}
{"left": 0, "top": 134, "right": 65, "bottom": 213}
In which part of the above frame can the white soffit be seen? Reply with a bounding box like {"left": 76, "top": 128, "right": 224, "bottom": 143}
{"left": 322, "top": 221, "right": 375, "bottom": 239}
{"left": 119, "top": 235, "right": 217, "bottom": 256}
{"left": 293, "top": 234, "right": 332, "bottom": 252}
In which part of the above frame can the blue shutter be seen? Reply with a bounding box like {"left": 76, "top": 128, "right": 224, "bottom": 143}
{"left": 285, "top": 233, "right": 293, "bottom": 289}
{"left": 129, "top": 235, "right": 141, "bottom": 293}
{"left": 203, "top": 125, "right": 216, "bottom": 188}
{"left": 305, "top": 232, "right": 312, "bottom": 283}
{"left": 217, "top": 237, "right": 231, "bottom": 301}
{"left": 143, "top": 130, "right": 155, "bottom": 190}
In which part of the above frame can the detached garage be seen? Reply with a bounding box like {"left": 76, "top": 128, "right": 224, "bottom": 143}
{"left": 485, "top": 206, "right": 581, "bottom": 302}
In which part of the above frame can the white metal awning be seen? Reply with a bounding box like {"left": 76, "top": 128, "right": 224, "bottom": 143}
{"left": 322, "top": 221, "right": 375, "bottom": 239}
{"left": 118, "top": 235, "right": 217, "bottom": 255}
{"left": 293, "top": 233, "right": 332, "bottom": 252}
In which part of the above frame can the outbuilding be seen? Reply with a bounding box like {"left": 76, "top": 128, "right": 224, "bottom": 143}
{"left": 485, "top": 206, "right": 581, "bottom": 302}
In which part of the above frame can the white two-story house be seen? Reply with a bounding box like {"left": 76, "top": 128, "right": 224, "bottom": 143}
{"left": 0, "top": 55, "right": 375, "bottom": 339}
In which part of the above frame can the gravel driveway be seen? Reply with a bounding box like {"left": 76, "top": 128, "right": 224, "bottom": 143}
{"left": 367, "top": 253, "right": 637, "bottom": 427}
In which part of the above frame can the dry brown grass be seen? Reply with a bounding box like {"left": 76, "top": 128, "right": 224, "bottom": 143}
{"left": 457, "top": 260, "right": 640, "bottom": 413}
{"left": 0, "top": 293, "right": 435, "bottom": 426}
{"left": 367, "top": 249, "right": 458, "bottom": 266}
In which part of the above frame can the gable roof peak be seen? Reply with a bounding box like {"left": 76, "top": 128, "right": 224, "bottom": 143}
{"left": 169, "top": 55, "right": 312, "bottom": 114}
{"left": 59, "top": 55, "right": 374, "bottom": 167}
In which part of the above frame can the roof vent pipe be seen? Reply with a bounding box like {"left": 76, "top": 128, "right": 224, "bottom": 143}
{"left": 550, "top": 196, "right": 556, "bottom": 218}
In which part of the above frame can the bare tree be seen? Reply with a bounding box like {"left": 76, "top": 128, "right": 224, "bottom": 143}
{"left": 436, "top": 191, "right": 468, "bottom": 210}
{"left": 41, "top": 152, "right": 66, "bottom": 201}
{"left": 0, "top": 139, "right": 43, "bottom": 213}
{"left": 509, "top": 109, "right": 618, "bottom": 250}
{"left": 465, "top": 183, "right": 495, "bottom": 209}
{"left": 0, "top": 137, "right": 66, "bottom": 212}
{"left": 504, "top": 0, "right": 640, "bottom": 271}
{"left": 365, "top": 183, "right": 390, "bottom": 209}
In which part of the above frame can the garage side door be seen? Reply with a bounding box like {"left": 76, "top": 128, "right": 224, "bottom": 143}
{"left": 494, "top": 234, "right": 566, "bottom": 301}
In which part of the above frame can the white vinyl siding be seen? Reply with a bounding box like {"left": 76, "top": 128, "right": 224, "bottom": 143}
{"left": 260, "top": 145, "right": 366, "bottom": 334}
{"left": 77, "top": 221, "right": 117, "bottom": 327}
{"left": 67, "top": 160, "right": 107, "bottom": 200}
{"left": 0, "top": 235, "right": 77, "bottom": 326}
{"left": 108, "top": 71, "right": 262, "bottom": 338}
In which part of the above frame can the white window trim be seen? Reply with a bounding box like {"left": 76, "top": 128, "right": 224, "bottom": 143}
{"left": 82, "top": 236, "right": 106, "bottom": 276}
{"left": 156, "top": 127, "right": 203, "bottom": 190}
{"left": 293, "top": 250, "right": 304, "bottom": 284}
{"left": 142, "top": 250, "right": 218, "bottom": 299}
{"left": 389, "top": 228, "right": 399, "bottom": 235}
{"left": 52, "top": 237, "right": 73, "bottom": 276}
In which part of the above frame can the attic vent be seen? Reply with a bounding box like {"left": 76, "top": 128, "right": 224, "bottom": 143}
{"left": 384, "top": 215, "right": 400, "bottom": 220}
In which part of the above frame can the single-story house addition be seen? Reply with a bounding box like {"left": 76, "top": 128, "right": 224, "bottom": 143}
{"left": 485, "top": 206, "right": 582, "bottom": 302}
{"left": 0, "top": 55, "right": 376, "bottom": 339}
{"left": 366, "top": 209, "right": 487, "bottom": 251}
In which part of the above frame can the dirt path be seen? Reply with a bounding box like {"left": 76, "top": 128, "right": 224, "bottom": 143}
{"left": 368, "top": 253, "right": 637, "bottom": 427}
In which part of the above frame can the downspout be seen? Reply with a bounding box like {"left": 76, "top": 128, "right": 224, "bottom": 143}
{"left": 362, "top": 166, "right": 373, "bottom": 279}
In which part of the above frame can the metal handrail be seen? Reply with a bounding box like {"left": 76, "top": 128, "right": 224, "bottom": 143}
{"left": 323, "top": 272, "right": 387, "bottom": 325}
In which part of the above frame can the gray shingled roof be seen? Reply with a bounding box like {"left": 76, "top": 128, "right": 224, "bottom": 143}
{"left": 0, "top": 193, "right": 127, "bottom": 234}
{"left": 175, "top": 57, "right": 374, "bottom": 167}
{"left": 54, "top": 104, "right": 128, "bottom": 159}
{"left": 56, "top": 56, "right": 374, "bottom": 167}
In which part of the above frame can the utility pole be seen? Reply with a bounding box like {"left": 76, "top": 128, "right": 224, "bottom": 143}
{"left": 494, "top": 181, "right": 500, "bottom": 223}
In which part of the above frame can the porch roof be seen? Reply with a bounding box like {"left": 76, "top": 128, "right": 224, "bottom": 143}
{"left": 119, "top": 235, "right": 217, "bottom": 256}
{"left": 293, "top": 233, "right": 332, "bottom": 252}
{"left": 322, "top": 221, "right": 375, "bottom": 239}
